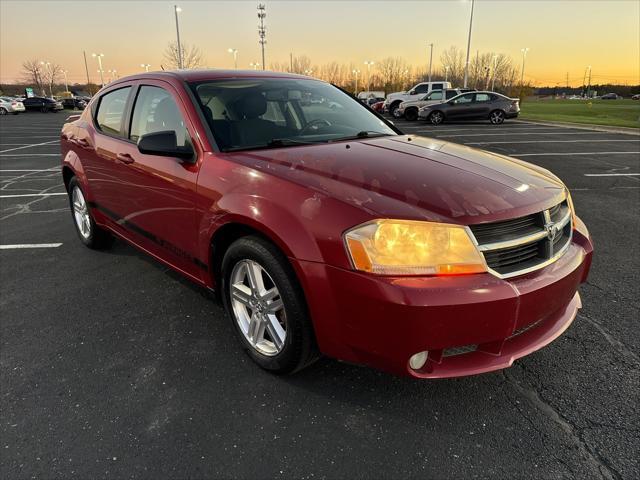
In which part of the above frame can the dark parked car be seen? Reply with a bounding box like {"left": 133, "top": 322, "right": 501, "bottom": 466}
{"left": 22, "top": 96, "right": 64, "bottom": 112}
{"left": 62, "top": 98, "right": 87, "bottom": 110}
{"left": 600, "top": 93, "right": 619, "bottom": 100}
{"left": 60, "top": 70, "right": 592, "bottom": 378}
{"left": 418, "top": 91, "right": 520, "bottom": 125}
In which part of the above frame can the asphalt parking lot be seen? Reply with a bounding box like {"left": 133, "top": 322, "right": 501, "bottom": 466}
{"left": 1, "top": 112, "right": 639, "bottom": 479}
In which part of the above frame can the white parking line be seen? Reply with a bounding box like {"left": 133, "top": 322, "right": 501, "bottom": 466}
{"left": 0, "top": 193, "right": 66, "bottom": 198}
{"left": 465, "top": 139, "right": 640, "bottom": 145}
{"left": 584, "top": 173, "right": 640, "bottom": 176}
{"left": 0, "top": 243, "right": 62, "bottom": 250}
{"left": 0, "top": 154, "right": 59, "bottom": 157}
{"left": 432, "top": 132, "right": 626, "bottom": 138}
{"left": 0, "top": 140, "right": 59, "bottom": 153}
{"left": 0, "top": 169, "right": 58, "bottom": 172}
{"left": 515, "top": 152, "right": 640, "bottom": 157}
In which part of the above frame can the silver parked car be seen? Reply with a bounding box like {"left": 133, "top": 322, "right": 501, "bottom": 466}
{"left": 0, "top": 97, "right": 26, "bottom": 115}
{"left": 394, "top": 88, "right": 475, "bottom": 120}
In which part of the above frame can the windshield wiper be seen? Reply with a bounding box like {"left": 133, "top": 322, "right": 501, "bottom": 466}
{"left": 222, "top": 138, "right": 324, "bottom": 153}
{"left": 329, "top": 131, "right": 394, "bottom": 142}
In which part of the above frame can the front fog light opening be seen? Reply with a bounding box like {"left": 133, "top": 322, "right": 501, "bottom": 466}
{"left": 409, "top": 351, "right": 429, "bottom": 370}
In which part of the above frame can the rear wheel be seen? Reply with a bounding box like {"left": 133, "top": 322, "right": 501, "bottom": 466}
{"left": 67, "top": 177, "right": 112, "bottom": 249}
{"left": 428, "top": 111, "right": 444, "bottom": 125}
{"left": 404, "top": 107, "right": 418, "bottom": 121}
{"left": 489, "top": 110, "right": 505, "bottom": 124}
{"left": 221, "top": 236, "right": 318, "bottom": 374}
{"left": 0, "top": 107, "right": 7, "bottom": 115}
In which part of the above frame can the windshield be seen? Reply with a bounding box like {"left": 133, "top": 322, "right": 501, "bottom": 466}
{"left": 189, "top": 78, "right": 397, "bottom": 152}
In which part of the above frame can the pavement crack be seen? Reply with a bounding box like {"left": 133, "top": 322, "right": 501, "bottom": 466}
{"left": 577, "top": 313, "right": 640, "bottom": 364}
{"left": 503, "top": 369, "right": 622, "bottom": 480}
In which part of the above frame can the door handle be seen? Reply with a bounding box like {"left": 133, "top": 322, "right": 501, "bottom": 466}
{"left": 116, "top": 153, "right": 135, "bottom": 164}
{"left": 76, "top": 138, "right": 90, "bottom": 148}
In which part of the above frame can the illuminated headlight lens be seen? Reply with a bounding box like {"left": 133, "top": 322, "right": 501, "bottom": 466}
{"left": 344, "top": 219, "right": 487, "bottom": 276}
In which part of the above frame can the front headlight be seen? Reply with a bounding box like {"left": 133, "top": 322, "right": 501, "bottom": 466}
{"left": 566, "top": 189, "right": 577, "bottom": 227}
{"left": 344, "top": 219, "right": 487, "bottom": 276}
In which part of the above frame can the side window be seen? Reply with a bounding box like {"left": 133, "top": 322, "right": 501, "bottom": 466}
{"left": 427, "top": 91, "right": 443, "bottom": 101}
{"left": 96, "top": 87, "right": 131, "bottom": 136}
{"left": 130, "top": 86, "right": 190, "bottom": 147}
{"left": 445, "top": 90, "right": 458, "bottom": 99}
{"left": 262, "top": 101, "right": 287, "bottom": 126}
{"left": 414, "top": 84, "right": 429, "bottom": 93}
{"left": 475, "top": 93, "right": 492, "bottom": 103}
{"left": 431, "top": 83, "right": 443, "bottom": 90}
{"left": 453, "top": 93, "right": 474, "bottom": 104}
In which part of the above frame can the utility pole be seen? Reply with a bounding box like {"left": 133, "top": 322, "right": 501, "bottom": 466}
{"left": 427, "top": 43, "right": 433, "bottom": 83}
{"left": 566, "top": 72, "right": 569, "bottom": 88}
{"left": 463, "top": 0, "right": 475, "bottom": 88}
{"left": 258, "top": 4, "right": 267, "bottom": 70}
{"left": 519, "top": 48, "right": 529, "bottom": 97}
{"left": 586, "top": 65, "right": 592, "bottom": 98}
{"left": 174, "top": 5, "right": 183, "bottom": 69}
{"left": 289, "top": 52, "right": 293, "bottom": 72}
{"left": 83, "top": 51, "right": 91, "bottom": 94}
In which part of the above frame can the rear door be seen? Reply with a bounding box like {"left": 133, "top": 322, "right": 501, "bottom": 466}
{"left": 472, "top": 92, "right": 494, "bottom": 119}
{"left": 104, "top": 81, "right": 204, "bottom": 279}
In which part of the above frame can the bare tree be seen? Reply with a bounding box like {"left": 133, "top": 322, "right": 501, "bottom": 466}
{"left": 440, "top": 46, "right": 465, "bottom": 86}
{"left": 163, "top": 41, "right": 203, "bottom": 69}
{"left": 21, "top": 60, "right": 46, "bottom": 95}
{"left": 290, "top": 55, "right": 312, "bottom": 75}
{"left": 377, "top": 57, "right": 411, "bottom": 92}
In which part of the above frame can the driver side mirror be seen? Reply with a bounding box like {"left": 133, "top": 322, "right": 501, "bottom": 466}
{"left": 138, "top": 130, "right": 194, "bottom": 161}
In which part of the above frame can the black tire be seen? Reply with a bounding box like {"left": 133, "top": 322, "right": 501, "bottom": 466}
{"left": 67, "top": 177, "right": 112, "bottom": 249}
{"left": 404, "top": 107, "right": 418, "bottom": 121}
{"left": 221, "top": 236, "right": 319, "bottom": 374}
{"left": 428, "top": 110, "right": 444, "bottom": 125}
{"left": 388, "top": 102, "right": 401, "bottom": 117}
{"left": 489, "top": 109, "right": 505, "bottom": 124}
{"left": 40, "top": 106, "right": 48, "bottom": 113}
{"left": 0, "top": 107, "right": 7, "bottom": 115}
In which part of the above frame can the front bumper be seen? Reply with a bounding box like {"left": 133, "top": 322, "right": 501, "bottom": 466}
{"left": 293, "top": 217, "right": 593, "bottom": 378}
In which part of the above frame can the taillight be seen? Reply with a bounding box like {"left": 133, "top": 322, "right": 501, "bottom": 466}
{"left": 11, "top": 102, "right": 17, "bottom": 106}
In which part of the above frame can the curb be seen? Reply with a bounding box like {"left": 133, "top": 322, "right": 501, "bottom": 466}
{"left": 515, "top": 119, "right": 640, "bottom": 136}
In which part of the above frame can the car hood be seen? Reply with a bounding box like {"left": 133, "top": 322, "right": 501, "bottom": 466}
{"left": 228, "top": 135, "right": 565, "bottom": 224}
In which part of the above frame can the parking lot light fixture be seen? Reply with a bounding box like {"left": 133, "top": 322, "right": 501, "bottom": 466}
{"left": 444, "top": 65, "right": 450, "bottom": 83}
{"left": 92, "top": 53, "right": 105, "bottom": 87}
{"left": 228, "top": 48, "right": 238, "bottom": 69}
{"left": 463, "top": 0, "right": 475, "bottom": 88}
{"left": 491, "top": 54, "right": 498, "bottom": 91}
{"left": 304, "top": 69, "right": 314, "bottom": 76}
{"left": 141, "top": 63, "right": 151, "bottom": 72}
{"left": 40, "top": 61, "right": 53, "bottom": 97}
{"left": 174, "top": 5, "right": 183, "bottom": 69}
{"left": 364, "top": 60, "right": 374, "bottom": 92}
{"left": 352, "top": 69, "right": 360, "bottom": 94}
{"left": 62, "top": 70, "right": 69, "bottom": 93}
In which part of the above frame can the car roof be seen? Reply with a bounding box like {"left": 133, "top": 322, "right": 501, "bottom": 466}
{"left": 110, "top": 69, "right": 314, "bottom": 85}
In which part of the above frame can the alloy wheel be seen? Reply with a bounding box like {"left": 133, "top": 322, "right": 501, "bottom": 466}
{"left": 72, "top": 186, "right": 91, "bottom": 240}
{"left": 490, "top": 110, "right": 505, "bottom": 124}
{"left": 429, "top": 111, "right": 443, "bottom": 125}
{"left": 0, "top": 108, "right": 7, "bottom": 115}
{"left": 230, "top": 259, "right": 287, "bottom": 356}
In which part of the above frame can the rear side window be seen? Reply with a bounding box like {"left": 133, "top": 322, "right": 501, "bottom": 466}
{"left": 431, "top": 83, "right": 443, "bottom": 90}
{"left": 129, "top": 86, "right": 190, "bottom": 147}
{"left": 445, "top": 90, "right": 458, "bottom": 99}
{"left": 96, "top": 87, "right": 130, "bottom": 136}
{"left": 475, "top": 93, "right": 492, "bottom": 102}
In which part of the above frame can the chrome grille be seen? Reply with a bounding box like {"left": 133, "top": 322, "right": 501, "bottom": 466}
{"left": 469, "top": 200, "right": 572, "bottom": 278}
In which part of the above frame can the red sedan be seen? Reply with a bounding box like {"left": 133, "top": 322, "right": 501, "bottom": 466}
{"left": 60, "top": 70, "right": 593, "bottom": 378}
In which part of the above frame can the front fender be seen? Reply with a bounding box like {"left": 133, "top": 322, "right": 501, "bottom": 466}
{"left": 62, "top": 149, "right": 94, "bottom": 200}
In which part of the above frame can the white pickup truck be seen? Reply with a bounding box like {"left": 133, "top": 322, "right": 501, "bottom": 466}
{"left": 383, "top": 81, "right": 452, "bottom": 116}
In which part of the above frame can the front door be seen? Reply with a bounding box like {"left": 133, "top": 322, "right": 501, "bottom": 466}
{"left": 446, "top": 92, "right": 475, "bottom": 120}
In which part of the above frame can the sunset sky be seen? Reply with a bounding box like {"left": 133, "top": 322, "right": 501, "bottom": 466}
{"left": 1, "top": 0, "right": 638, "bottom": 87}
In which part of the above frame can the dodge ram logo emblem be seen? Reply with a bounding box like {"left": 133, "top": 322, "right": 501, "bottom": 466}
{"left": 544, "top": 221, "right": 560, "bottom": 242}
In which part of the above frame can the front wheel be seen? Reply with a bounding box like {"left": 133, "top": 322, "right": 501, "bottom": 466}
{"left": 489, "top": 110, "right": 505, "bottom": 124}
{"left": 0, "top": 107, "right": 7, "bottom": 115}
{"left": 40, "top": 106, "right": 49, "bottom": 113}
{"left": 428, "top": 111, "right": 444, "bottom": 125}
{"left": 404, "top": 108, "right": 418, "bottom": 121}
{"left": 67, "top": 177, "right": 112, "bottom": 249}
{"left": 221, "top": 236, "right": 318, "bottom": 374}
{"left": 388, "top": 102, "right": 401, "bottom": 117}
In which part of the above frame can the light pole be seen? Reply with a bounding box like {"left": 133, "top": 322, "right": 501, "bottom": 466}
{"left": 141, "top": 63, "right": 151, "bottom": 72}
{"left": 427, "top": 43, "right": 434, "bottom": 82}
{"left": 352, "top": 69, "right": 360, "bottom": 94}
{"left": 520, "top": 48, "right": 529, "bottom": 96}
{"left": 491, "top": 54, "right": 498, "bottom": 91}
{"left": 304, "top": 69, "right": 313, "bottom": 76}
{"left": 107, "top": 69, "right": 118, "bottom": 82}
{"left": 228, "top": 48, "right": 238, "bottom": 69}
{"left": 92, "top": 53, "right": 105, "bottom": 87}
{"left": 174, "top": 5, "right": 183, "bottom": 69}
{"left": 444, "top": 65, "right": 450, "bottom": 83}
{"left": 249, "top": 62, "right": 260, "bottom": 70}
{"left": 364, "top": 60, "right": 374, "bottom": 92}
{"left": 62, "top": 70, "right": 69, "bottom": 93}
{"left": 463, "top": 0, "right": 475, "bottom": 88}
{"left": 586, "top": 65, "right": 592, "bottom": 98}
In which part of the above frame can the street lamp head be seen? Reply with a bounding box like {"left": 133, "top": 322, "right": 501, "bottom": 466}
{"left": 228, "top": 48, "right": 237, "bottom": 54}
{"left": 175, "top": 6, "right": 182, "bottom": 13}
{"left": 92, "top": 53, "right": 104, "bottom": 58}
